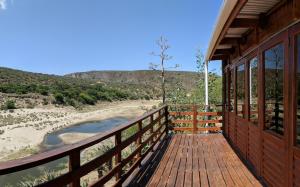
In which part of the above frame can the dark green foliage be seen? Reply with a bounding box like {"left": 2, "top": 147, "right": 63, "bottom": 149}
{"left": 0, "top": 67, "right": 139, "bottom": 107}
{"left": 2, "top": 100, "right": 16, "bottom": 110}
{"left": 54, "top": 93, "right": 65, "bottom": 104}
{"left": 79, "top": 93, "right": 96, "bottom": 105}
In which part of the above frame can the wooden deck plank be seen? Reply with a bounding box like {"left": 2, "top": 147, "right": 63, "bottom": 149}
{"left": 184, "top": 147, "right": 193, "bottom": 187}
{"left": 211, "top": 135, "right": 241, "bottom": 187}
{"left": 156, "top": 136, "right": 182, "bottom": 187}
{"left": 165, "top": 134, "right": 186, "bottom": 187}
{"left": 192, "top": 138, "right": 200, "bottom": 187}
{"left": 148, "top": 135, "right": 180, "bottom": 187}
{"left": 175, "top": 135, "right": 188, "bottom": 186}
{"left": 156, "top": 135, "right": 183, "bottom": 187}
{"left": 147, "top": 134, "right": 262, "bottom": 187}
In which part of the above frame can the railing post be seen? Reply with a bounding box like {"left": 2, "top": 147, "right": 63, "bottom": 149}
{"left": 193, "top": 105, "right": 197, "bottom": 134}
{"left": 69, "top": 151, "right": 81, "bottom": 187}
{"left": 137, "top": 121, "right": 142, "bottom": 160}
{"left": 164, "top": 106, "right": 169, "bottom": 135}
{"left": 158, "top": 110, "right": 162, "bottom": 140}
{"left": 115, "top": 132, "right": 122, "bottom": 180}
{"left": 150, "top": 114, "right": 154, "bottom": 150}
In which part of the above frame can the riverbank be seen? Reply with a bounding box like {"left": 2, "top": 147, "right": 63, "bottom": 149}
{"left": 0, "top": 100, "right": 160, "bottom": 161}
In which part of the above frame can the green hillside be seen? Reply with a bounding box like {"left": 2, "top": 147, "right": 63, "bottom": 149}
{"left": 0, "top": 67, "right": 222, "bottom": 109}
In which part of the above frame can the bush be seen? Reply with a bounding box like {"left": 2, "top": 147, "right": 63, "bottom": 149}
{"left": 79, "top": 93, "right": 96, "bottom": 105}
{"left": 54, "top": 93, "right": 64, "bottom": 104}
{"left": 2, "top": 100, "right": 16, "bottom": 110}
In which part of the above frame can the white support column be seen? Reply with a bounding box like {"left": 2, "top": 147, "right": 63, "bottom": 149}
{"left": 205, "top": 60, "right": 209, "bottom": 128}
{"left": 205, "top": 60, "right": 209, "bottom": 107}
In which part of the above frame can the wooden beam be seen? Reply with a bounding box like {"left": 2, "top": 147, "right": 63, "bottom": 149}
{"left": 230, "top": 18, "right": 259, "bottom": 28}
{"left": 214, "top": 48, "right": 235, "bottom": 55}
{"left": 211, "top": 55, "right": 228, "bottom": 61}
{"left": 208, "top": 0, "right": 247, "bottom": 61}
{"left": 220, "top": 37, "right": 240, "bottom": 45}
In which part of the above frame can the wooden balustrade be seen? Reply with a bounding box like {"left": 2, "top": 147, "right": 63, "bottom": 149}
{"left": 0, "top": 104, "right": 225, "bottom": 186}
{"left": 168, "top": 104, "right": 223, "bottom": 134}
{"left": 0, "top": 105, "right": 169, "bottom": 187}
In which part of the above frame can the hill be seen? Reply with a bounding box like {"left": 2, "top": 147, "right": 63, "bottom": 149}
{"left": 66, "top": 70, "right": 200, "bottom": 96}
{"left": 0, "top": 67, "right": 136, "bottom": 108}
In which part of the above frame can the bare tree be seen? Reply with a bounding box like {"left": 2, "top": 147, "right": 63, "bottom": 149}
{"left": 149, "top": 36, "right": 179, "bottom": 104}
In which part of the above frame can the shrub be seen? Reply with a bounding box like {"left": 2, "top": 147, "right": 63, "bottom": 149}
{"left": 79, "top": 93, "right": 96, "bottom": 105}
{"left": 54, "top": 93, "right": 64, "bottom": 104}
{"left": 2, "top": 100, "right": 16, "bottom": 110}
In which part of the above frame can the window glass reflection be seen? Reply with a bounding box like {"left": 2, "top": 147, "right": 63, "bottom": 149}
{"left": 264, "top": 43, "right": 284, "bottom": 135}
{"left": 296, "top": 35, "right": 300, "bottom": 144}
{"left": 236, "top": 64, "right": 245, "bottom": 118}
{"left": 249, "top": 57, "right": 258, "bottom": 124}
{"left": 229, "top": 70, "right": 234, "bottom": 112}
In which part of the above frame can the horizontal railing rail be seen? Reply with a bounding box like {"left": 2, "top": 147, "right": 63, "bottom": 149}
{"left": 168, "top": 104, "right": 223, "bottom": 134}
{"left": 0, "top": 105, "right": 169, "bottom": 187}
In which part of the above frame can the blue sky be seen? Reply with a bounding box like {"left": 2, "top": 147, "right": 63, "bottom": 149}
{"left": 0, "top": 0, "right": 223, "bottom": 75}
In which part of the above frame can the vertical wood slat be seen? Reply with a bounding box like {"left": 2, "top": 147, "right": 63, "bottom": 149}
{"left": 137, "top": 121, "right": 142, "bottom": 159}
{"left": 164, "top": 106, "right": 169, "bottom": 135}
{"left": 158, "top": 110, "right": 162, "bottom": 140}
{"left": 150, "top": 114, "right": 154, "bottom": 150}
{"left": 193, "top": 105, "right": 198, "bottom": 134}
{"left": 69, "top": 151, "right": 81, "bottom": 187}
{"left": 115, "top": 132, "right": 122, "bottom": 180}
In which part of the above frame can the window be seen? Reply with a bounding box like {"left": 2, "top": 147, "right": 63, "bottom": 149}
{"left": 296, "top": 35, "right": 300, "bottom": 144}
{"left": 236, "top": 64, "right": 245, "bottom": 118}
{"left": 229, "top": 70, "right": 234, "bottom": 112}
{"left": 225, "top": 72, "right": 229, "bottom": 111}
{"left": 264, "top": 43, "right": 284, "bottom": 135}
{"left": 249, "top": 57, "right": 258, "bottom": 123}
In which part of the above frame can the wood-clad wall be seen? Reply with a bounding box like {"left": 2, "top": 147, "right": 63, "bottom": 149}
{"left": 223, "top": 1, "right": 300, "bottom": 186}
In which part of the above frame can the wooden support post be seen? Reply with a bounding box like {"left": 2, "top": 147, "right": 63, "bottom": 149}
{"left": 158, "top": 110, "right": 162, "bottom": 139}
{"left": 193, "top": 105, "right": 197, "bottom": 134}
{"left": 137, "top": 121, "right": 142, "bottom": 159}
{"left": 150, "top": 114, "right": 154, "bottom": 149}
{"left": 115, "top": 132, "right": 122, "bottom": 180}
{"left": 164, "top": 106, "right": 169, "bottom": 135}
{"left": 69, "top": 151, "right": 81, "bottom": 187}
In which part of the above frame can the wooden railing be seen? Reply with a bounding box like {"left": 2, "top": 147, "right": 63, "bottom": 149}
{"left": 168, "top": 104, "right": 223, "bottom": 134}
{"left": 0, "top": 105, "right": 169, "bottom": 187}
{"left": 0, "top": 104, "right": 224, "bottom": 186}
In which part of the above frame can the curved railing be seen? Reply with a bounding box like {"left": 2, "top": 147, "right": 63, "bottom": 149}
{"left": 0, "top": 105, "right": 169, "bottom": 187}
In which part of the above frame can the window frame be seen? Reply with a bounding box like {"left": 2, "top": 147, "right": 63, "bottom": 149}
{"left": 289, "top": 23, "right": 300, "bottom": 147}
{"left": 235, "top": 61, "right": 246, "bottom": 119}
{"left": 246, "top": 51, "right": 259, "bottom": 125}
{"left": 229, "top": 66, "right": 235, "bottom": 113}
{"left": 260, "top": 30, "right": 288, "bottom": 139}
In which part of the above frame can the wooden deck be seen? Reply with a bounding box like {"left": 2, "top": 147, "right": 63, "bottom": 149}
{"left": 147, "top": 134, "right": 262, "bottom": 187}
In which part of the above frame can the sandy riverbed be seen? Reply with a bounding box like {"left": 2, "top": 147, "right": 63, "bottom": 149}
{"left": 0, "top": 100, "right": 160, "bottom": 161}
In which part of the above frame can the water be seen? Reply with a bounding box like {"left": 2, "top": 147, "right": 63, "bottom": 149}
{"left": 0, "top": 117, "right": 128, "bottom": 187}
{"left": 41, "top": 117, "right": 128, "bottom": 150}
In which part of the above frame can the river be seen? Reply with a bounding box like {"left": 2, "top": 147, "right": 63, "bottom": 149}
{"left": 0, "top": 117, "right": 128, "bottom": 186}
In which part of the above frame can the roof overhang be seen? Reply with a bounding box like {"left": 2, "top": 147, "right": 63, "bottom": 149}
{"left": 205, "top": 0, "right": 282, "bottom": 62}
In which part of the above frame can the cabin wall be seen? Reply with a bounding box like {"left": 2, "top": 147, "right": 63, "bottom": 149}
{"left": 223, "top": 1, "right": 300, "bottom": 186}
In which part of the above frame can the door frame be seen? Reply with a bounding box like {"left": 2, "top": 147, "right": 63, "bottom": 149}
{"left": 288, "top": 21, "right": 300, "bottom": 187}
{"left": 260, "top": 29, "right": 289, "bottom": 187}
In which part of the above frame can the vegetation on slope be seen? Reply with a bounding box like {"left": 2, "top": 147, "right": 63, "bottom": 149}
{"left": 0, "top": 67, "right": 222, "bottom": 109}
{"left": 0, "top": 67, "right": 136, "bottom": 108}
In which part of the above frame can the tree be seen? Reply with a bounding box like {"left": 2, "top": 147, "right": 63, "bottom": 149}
{"left": 193, "top": 50, "right": 206, "bottom": 104}
{"left": 192, "top": 50, "right": 222, "bottom": 105}
{"left": 149, "top": 36, "right": 179, "bottom": 104}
